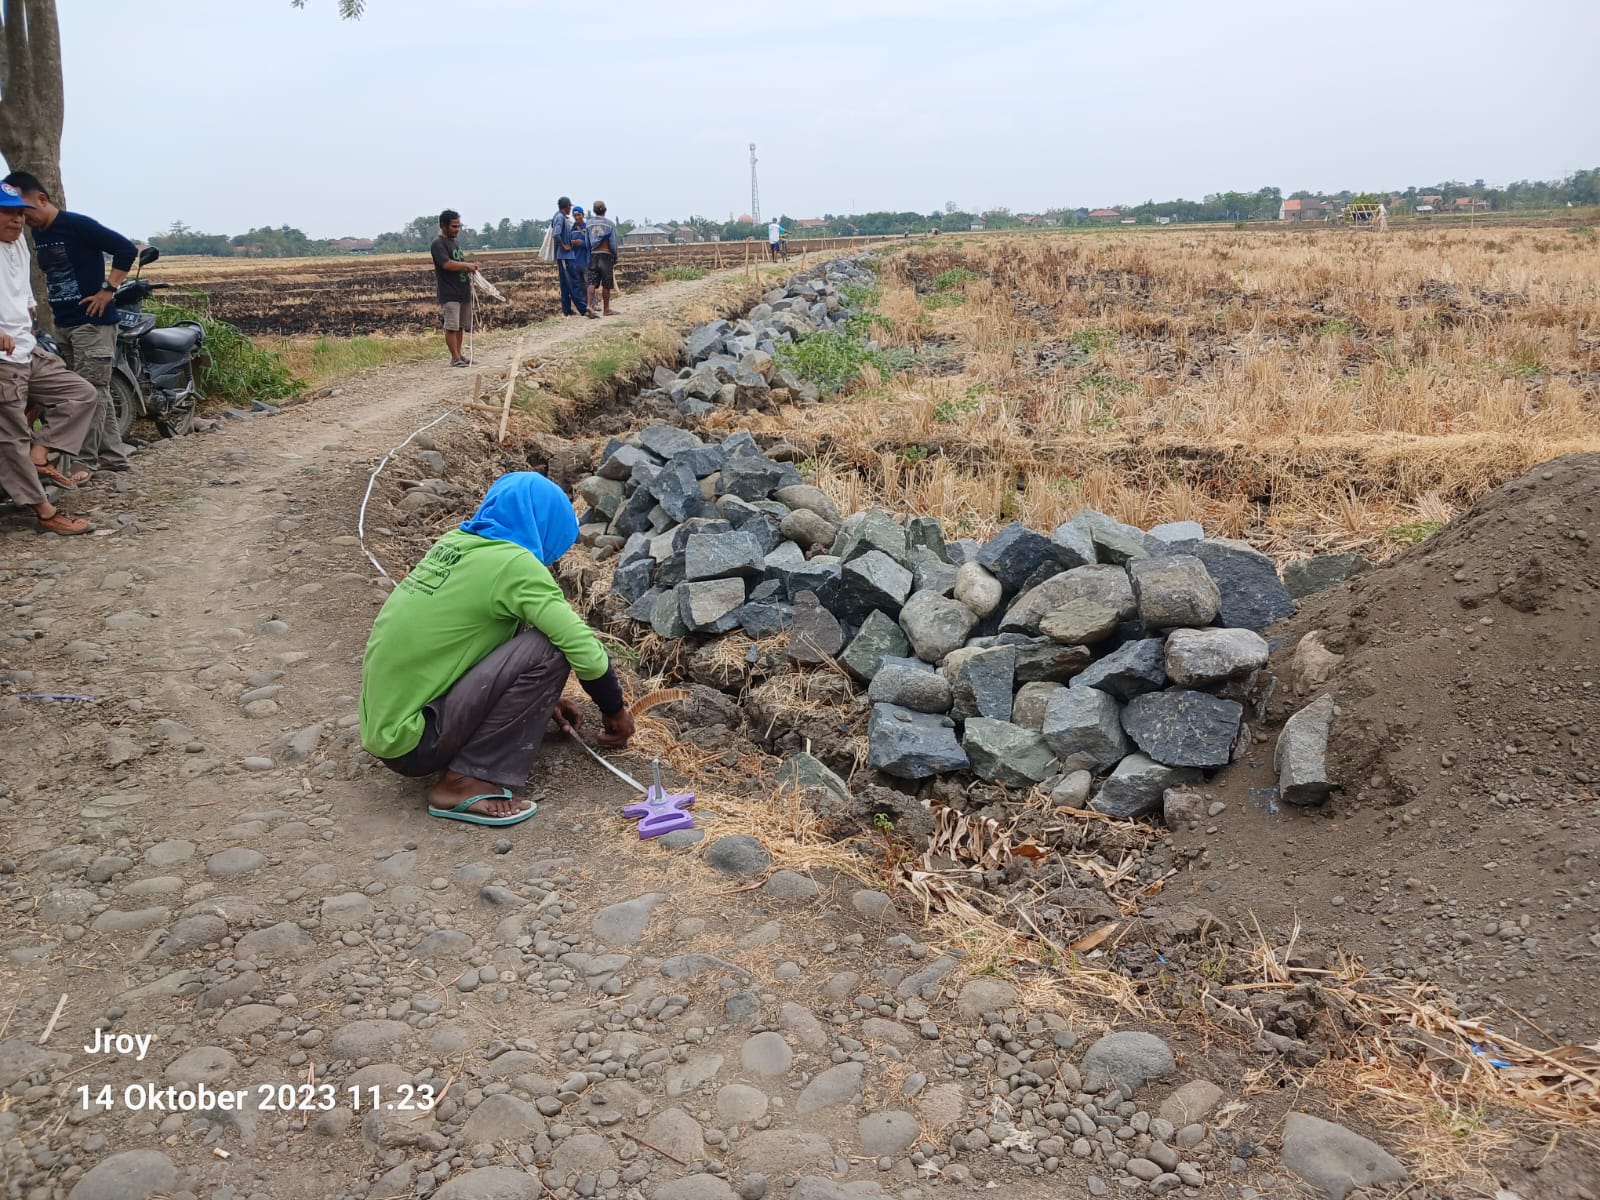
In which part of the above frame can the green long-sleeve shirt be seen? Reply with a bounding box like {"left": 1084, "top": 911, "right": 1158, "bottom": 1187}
{"left": 359, "top": 529, "right": 614, "bottom": 759}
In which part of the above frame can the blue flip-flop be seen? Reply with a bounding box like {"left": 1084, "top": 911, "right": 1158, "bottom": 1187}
{"left": 428, "top": 789, "right": 538, "bottom": 827}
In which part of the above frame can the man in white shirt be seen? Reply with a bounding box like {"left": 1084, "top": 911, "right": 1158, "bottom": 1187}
{"left": 768, "top": 220, "right": 784, "bottom": 261}
{"left": 0, "top": 182, "right": 96, "bottom": 534}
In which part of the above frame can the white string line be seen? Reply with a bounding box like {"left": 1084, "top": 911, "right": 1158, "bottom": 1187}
{"left": 357, "top": 409, "right": 461, "bottom": 581}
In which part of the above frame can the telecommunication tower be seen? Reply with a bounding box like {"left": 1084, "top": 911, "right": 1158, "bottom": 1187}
{"left": 749, "top": 143, "right": 761, "bottom": 223}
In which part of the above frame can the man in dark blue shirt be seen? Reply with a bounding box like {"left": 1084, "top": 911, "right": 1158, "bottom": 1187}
{"left": 4, "top": 171, "right": 138, "bottom": 476}
{"left": 550, "top": 196, "right": 590, "bottom": 318}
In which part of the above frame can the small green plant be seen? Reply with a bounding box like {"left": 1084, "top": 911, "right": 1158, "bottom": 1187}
{"left": 838, "top": 281, "right": 882, "bottom": 309}
{"left": 871, "top": 812, "right": 895, "bottom": 833}
{"left": 922, "top": 292, "right": 963, "bottom": 311}
{"left": 1502, "top": 346, "right": 1546, "bottom": 378}
{"left": 932, "top": 267, "right": 980, "bottom": 292}
{"left": 656, "top": 265, "right": 708, "bottom": 282}
{"left": 1384, "top": 520, "right": 1443, "bottom": 545}
{"left": 1068, "top": 328, "right": 1116, "bottom": 354}
{"left": 899, "top": 444, "right": 929, "bottom": 464}
{"left": 148, "top": 294, "right": 302, "bottom": 404}
{"left": 775, "top": 330, "right": 880, "bottom": 393}
{"left": 1079, "top": 370, "right": 1135, "bottom": 395}
{"left": 1318, "top": 318, "right": 1356, "bottom": 337}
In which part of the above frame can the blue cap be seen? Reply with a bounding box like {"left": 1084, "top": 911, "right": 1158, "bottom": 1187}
{"left": 572, "top": 206, "right": 584, "bottom": 215}
{"left": 0, "top": 182, "right": 32, "bottom": 209}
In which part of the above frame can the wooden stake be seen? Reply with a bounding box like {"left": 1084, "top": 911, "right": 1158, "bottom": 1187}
{"left": 472, "top": 371, "right": 482, "bottom": 402}
{"left": 497, "top": 337, "right": 527, "bottom": 444}
{"left": 39, "top": 993, "right": 67, "bottom": 1045}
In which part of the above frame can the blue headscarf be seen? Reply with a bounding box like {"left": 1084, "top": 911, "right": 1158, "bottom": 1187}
{"left": 459, "top": 472, "right": 579, "bottom": 565}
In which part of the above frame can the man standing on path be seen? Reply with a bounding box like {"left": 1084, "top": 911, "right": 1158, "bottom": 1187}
{"left": 568, "top": 208, "right": 598, "bottom": 321}
{"left": 3, "top": 170, "right": 138, "bottom": 477}
{"left": 550, "top": 197, "right": 589, "bottom": 318}
{"left": 585, "top": 201, "right": 620, "bottom": 317}
{"left": 0, "top": 184, "right": 96, "bottom": 534}
{"left": 768, "top": 218, "right": 784, "bottom": 261}
{"left": 431, "top": 209, "right": 477, "bottom": 367}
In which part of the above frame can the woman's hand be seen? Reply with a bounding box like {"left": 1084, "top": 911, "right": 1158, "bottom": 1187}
{"left": 597, "top": 708, "right": 635, "bottom": 749}
{"left": 553, "top": 697, "right": 584, "bottom": 736}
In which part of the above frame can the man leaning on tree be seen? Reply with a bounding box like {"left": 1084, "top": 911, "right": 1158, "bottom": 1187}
{"left": 4, "top": 170, "right": 139, "bottom": 478}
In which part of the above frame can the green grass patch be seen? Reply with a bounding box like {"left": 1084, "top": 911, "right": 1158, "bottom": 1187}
{"left": 1067, "top": 328, "right": 1117, "bottom": 354}
{"left": 266, "top": 334, "right": 436, "bottom": 389}
{"left": 932, "top": 267, "right": 981, "bottom": 292}
{"left": 776, "top": 328, "right": 910, "bottom": 394}
{"left": 1384, "top": 520, "right": 1444, "bottom": 545}
{"left": 656, "top": 265, "right": 708, "bottom": 282}
{"left": 922, "top": 293, "right": 964, "bottom": 311}
{"left": 148, "top": 293, "right": 302, "bottom": 404}
{"left": 1318, "top": 318, "right": 1356, "bottom": 337}
{"left": 839, "top": 281, "right": 882, "bottom": 309}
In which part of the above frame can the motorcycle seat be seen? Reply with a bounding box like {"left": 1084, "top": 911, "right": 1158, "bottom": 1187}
{"left": 117, "top": 314, "right": 157, "bottom": 341}
{"left": 141, "top": 324, "right": 203, "bottom": 355}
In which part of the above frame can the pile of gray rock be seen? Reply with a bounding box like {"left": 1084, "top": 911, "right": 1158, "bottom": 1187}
{"left": 633, "top": 259, "right": 880, "bottom": 420}
{"left": 581, "top": 449, "right": 1339, "bottom": 823}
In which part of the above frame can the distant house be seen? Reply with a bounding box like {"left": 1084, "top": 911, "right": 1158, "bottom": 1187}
{"left": 795, "top": 219, "right": 829, "bottom": 232}
{"left": 232, "top": 244, "right": 263, "bottom": 257}
{"left": 1417, "top": 195, "right": 1444, "bottom": 209}
{"left": 1156, "top": 216, "right": 1173, "bottom": 225}
{"left": 1414, "top": 205, "right": 1435, "bottom": 214}
{"left": 970, "top": 219, "right": 986, "bottom": 231}
{"left": 1088, "top": 208, "right": 1121, "bottom": 222}
{"left": 1119, "top": 218, "right": 1137, "bottom": 224}
{"left": 1278, "top": 198, "right": 1335, "bottom": 221}
{"left": 624, "top": 224, "right": 670, "bottom": 247}
{"left": 332, "top": 237, "right": 374, "bottom": 253}
{"left": 1453, "top": 196, "right": 1490, "bottom": 211}
{"left": 671, "top": 225, "right": 701, "bottom": 243}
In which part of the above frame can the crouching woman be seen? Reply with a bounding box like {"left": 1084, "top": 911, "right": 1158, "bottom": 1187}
{"left": 359, "top": 472, "right": 635, "bottom": 826}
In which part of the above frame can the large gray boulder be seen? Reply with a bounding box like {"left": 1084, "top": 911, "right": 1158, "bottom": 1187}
{"left": 898, "top": 592, "right": 978, "bottom": 663}
{"left": 911, "top": 554, "right": 960, "bottom": 598}
{"left": 868, "top": 704, "right": 969, "bottom": 779}
{"left": 1146, "top": 520, "right": 1204, "bottom": 550}
{"left": 1001, "top": 564, "right": 1135, "bottom": 635}
{"left": 906, "top": 516, "right": 949, "bottom": 562}
{"left": 1039, "top": 597, "right": 1123, "bottom": 646}
{"left": 1128, "top": 554, "right": 1221, "bottom": 629}
{"left": 1165, "top": 627, "right": 1269, "bottom": 687}
{"left": 1280, "top": 1112, "right": 1407, "bottom": 1200}
{"left": 1047, "top": 520, "right": 1097, "bottom": 570}
{"left": 868, "top": 661, "right": 953, "bottom": 713}
{"left": 1283, "top": 553, "right": 1372, "bottom": 599}
{"left": 649, "top": 589, "right": 689, "bottom": 638}
{"left": 596, "top": 442, "right": 659, "bottom": 482}
{"left": 1041, "top": 686, "right": 1129, "bottom": 771}
{"left": 837, "top": 551, "right": 914, "bottom": 624}
{"left": 686, "top": 322, "right": 729, "bottom": 362}
{"left": 1193, "top": 538, "right": 1295, "bottom": 631}
{"left": 1092, "top": 754, "right": 1201, "bottom": 819}
{"left": 1071, "top": 509, "right": 1151, "bottom": 564}
{"left": 1011, "top": 636, "right": 1095, "bottom": 683}
{"left": 839, "top": 610, "right": 911, "bottom": 683}
{"left": 780, "top": 508, "right": 839, "bottom": 551}
{"left": 651, "top": 460, "right": 706, "bottom": 523}
{"left": 776, "top": 555, "right": 842, "bottom": 610}
{"left": 1120, "top": 689, "right": 1243, "bottom": 769}
{"left": 1070, "top": 637, "right": 1167, "bottom": 701}
{"left": 1276, "top": 693, "right": 1335, "bottom": 805}
{"left": 773, "top": 483, "right": 844, "bottom": 526}
{"left": 1011, "top": 681, "right": 1064, "bottom": 730}
{"left": 788, "top": 590, "right": 844, "bottom": 664}
{"left": 953, "top": 562, "right": 1003, "bottom": 618}
{"left": 678, "top": 579, "right": 747, "bottom": 634}
{"left": 963, "top": 719, "right": 1058, "bottom": 788}
{"left": 685, "top": 531, "right": 767, "bottom": 581}
{"left": 719, "top": 496, "right": 786, "bottom": 553}
{"left": 638, "top": 423, "right": 704, "bottom": 460}
{"left": 1080, "top": 1031, "right": 1175, "bottom": 1096}
{"left": 943, "top": 644, "right": 1017, "bottom": 721}
{"left": 720, "top": 454, "right": 796, "bottom": 502}
{"left": 836, "top": 508, "right": 908, "bottom": 566}
{"left": 976, "top": 522, "right": 1063, "bottom": 593}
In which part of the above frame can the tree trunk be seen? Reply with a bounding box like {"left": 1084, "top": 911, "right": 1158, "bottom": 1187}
{"left": 0, "top": 0, "right": 67, "bottom": 331}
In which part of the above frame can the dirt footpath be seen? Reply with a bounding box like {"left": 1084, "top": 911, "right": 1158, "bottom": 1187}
{"left": 0, "top": 267, "right": 1555, "bottom": 1200}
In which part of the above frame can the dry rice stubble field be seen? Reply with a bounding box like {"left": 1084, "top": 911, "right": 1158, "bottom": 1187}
{"left": 739, "top": 223, "right": 1600, "bottom": 560}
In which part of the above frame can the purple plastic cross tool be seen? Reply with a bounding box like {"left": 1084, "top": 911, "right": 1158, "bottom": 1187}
{"left": 622, "top": 759, "right": 696, "bottom": 839}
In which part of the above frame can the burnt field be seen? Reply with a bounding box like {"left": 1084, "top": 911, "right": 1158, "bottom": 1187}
{"left": 145, "top": 239, "right": 881, "bottom": 337}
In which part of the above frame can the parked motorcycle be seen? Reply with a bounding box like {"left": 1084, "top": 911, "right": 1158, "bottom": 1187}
{"left": 109, "top": 247, "right": 205, "bottom": 439}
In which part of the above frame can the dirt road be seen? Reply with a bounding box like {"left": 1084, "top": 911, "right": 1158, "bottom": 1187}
{"left": 0, "top": 266, "right": 1527, "bottom": 1200}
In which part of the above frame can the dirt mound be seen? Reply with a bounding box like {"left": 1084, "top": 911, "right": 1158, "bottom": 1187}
{"left": 1169, "top": 453, "right": 1600, "bottom": 1046}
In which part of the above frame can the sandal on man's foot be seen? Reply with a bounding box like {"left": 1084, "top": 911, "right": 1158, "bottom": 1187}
{"left": 427, "top": 789, "right": 537, "bottom": 827}
{"left": 37, "top": 511, "right": 95, "bottom": 536}
{"left": 35, "top": 462, "right": 87, "bottom": 489}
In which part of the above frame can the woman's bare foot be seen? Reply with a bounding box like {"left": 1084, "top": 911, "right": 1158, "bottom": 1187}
{"left": 429, "top": 769, "right": 529, "bottom": 818}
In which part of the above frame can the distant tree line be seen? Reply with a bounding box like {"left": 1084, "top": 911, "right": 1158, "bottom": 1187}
{"left": 142, "top": 169, "right": 1599, "bottom": 256}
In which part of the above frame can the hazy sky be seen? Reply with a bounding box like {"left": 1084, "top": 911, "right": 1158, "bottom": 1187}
{"left": 38, "top": 0, "right": 1598, "bottom": 239}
